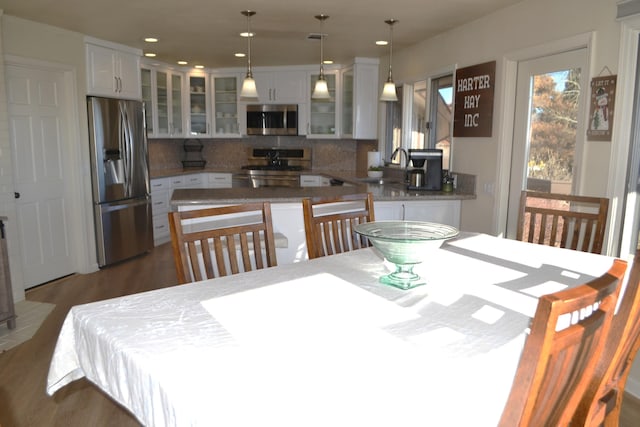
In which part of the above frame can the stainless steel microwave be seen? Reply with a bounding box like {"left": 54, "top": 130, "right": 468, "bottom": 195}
{"left": 246, "top": 104, "right": 298, "bottom": 136}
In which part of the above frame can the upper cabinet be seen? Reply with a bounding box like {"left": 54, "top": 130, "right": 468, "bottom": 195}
{"left": 212, "top": 73, "right": 241, "bottom": 137}
{"left": 341, "top": 58, "right": 379, "bottom": 140}
{"left": 141, "top": 64, "right": 186, "bottom": 138}
{"left": 252, "top": 69, "right": 307, "bottom": 104}
{"left": 156, "top": 69, "right": 185, "bottom": 137}
{"left": 141, "top": 67, "right": 154, "bottom": 134}
{"left": 86, "top": 38, "right": 141, "bottom": 100}
{"left": 307, "top": 71, "right": 338, "bottom": 138}
{"left": 188, "top": 73, "right": 211, "bottom": 136}
{"left": 139, "top": 59, "right": 379, "bottom": 139}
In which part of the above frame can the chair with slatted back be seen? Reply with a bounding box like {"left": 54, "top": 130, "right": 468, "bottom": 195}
{"left": 573, "top": 250, "right": 640, "bottom": 427}
{"left": 168, "top": 202, "right": 278, "bottom": 284}
{"left": 517, "top": 190, "right": 609, "bottom": 254}
{"left": 302, "top": 193, "right": 375, "bottom": 259}
{"left": 498, "top": 257, "right": 627, "bottom": 427}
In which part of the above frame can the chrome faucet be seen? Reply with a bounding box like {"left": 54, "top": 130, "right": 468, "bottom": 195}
{"left": 390, "top": 147, "right": 409, "bottom": 168}
{"left": 390, "top": 147, "right": 410, "bottom": 182}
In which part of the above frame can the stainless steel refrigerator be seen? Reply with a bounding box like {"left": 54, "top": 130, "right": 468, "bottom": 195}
{"left": 88, "top": 96, "right": 153, "bottom": 267}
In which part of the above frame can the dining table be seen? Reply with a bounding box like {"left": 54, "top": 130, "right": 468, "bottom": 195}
{"left": 46, "top": 232, "right": 619, "bottom": 427}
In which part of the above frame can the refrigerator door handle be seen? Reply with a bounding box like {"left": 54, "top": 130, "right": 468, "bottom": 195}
{"left": 119, "top": 102, "right": 133, "bottom": 197}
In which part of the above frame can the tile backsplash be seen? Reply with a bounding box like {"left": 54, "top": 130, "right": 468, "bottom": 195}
{"left": 149, "top": 137, "right": 377, "bottom": 172}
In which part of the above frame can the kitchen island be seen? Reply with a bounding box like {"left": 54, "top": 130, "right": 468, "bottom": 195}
{"left": 169, "top": 179, "right": 475, "bottom": 264}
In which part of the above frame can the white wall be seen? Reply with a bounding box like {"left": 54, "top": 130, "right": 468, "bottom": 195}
{"left": 385, "top": 0, "right": 640, "bottom": 398}
{"left": 386, "top": 0, "right": 621, "bottom": 234}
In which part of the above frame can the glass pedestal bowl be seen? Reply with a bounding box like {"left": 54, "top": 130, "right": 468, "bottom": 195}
{"left": 354, "top": 221, "right": 459, "bottom": 290}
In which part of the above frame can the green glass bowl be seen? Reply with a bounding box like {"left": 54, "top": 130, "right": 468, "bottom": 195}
{"left": 354, "top": 221, "right": 459, "bottom": 290}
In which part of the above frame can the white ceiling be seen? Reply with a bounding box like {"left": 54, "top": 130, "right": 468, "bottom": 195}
{"left": 0, "top": 0, "right": 524, "bottom": 69}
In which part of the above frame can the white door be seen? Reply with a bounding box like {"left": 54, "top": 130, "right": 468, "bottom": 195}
{"left": 505, "top": 48, "right": 588, "bottom": 239}
{"left": 6, "top": 64, "right": 75, "bottom": 288}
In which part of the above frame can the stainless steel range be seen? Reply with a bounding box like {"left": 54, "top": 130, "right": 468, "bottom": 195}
{"left": 239, "top": 148, "right": 311, "bottom": 188}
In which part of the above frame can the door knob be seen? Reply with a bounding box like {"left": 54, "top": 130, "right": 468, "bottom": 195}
{"left": 14, "top": 192, "right": 20, "bottom": 199}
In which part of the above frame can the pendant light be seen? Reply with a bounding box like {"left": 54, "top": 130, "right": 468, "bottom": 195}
{"left": 380, "top": 19, "right": 398, "bottom": 102}
{"left": 312, "top": 14, "right": 331, "bottom": 99}
{"left": 240, "top": 10, "right": 258, "bottom": 99}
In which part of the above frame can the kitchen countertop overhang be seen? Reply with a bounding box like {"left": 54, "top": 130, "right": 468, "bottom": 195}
{"left": 153, "top": 168, "right": 475, "bottom": 208}
{"left": 169, "top": 181, "right": 475, "bottom": 208}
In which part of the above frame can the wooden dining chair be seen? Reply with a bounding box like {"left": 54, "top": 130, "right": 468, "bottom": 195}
{"left": 498, "top": 257, "right": 627, "bottom": 427}
{"left": 573, "top": 250, "right": 640, "bottom": 427}
{"left": 302, "top": 192, "right": 375, "bottom": 259}
{"left": 517, "top": 190, "right": 609, "bottom": 254}
{"left": 168, "top": 202, "right": 278, "bottom": 284}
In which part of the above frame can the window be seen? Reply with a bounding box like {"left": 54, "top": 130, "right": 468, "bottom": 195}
{"left": 384, "top": 86, "right": 403, "bottom": 163}
{"left": 429, "top": 75, "right": 453, "bottom": 170}
{"left": 384, "top": 74, "right": 453, "bottom": 170}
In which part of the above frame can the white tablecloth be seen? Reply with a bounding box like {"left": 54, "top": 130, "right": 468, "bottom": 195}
{"left": 47, "top": 233, "right": 617, "bottom": 426}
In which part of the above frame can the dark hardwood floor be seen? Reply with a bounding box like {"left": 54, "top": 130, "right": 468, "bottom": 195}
{"left": 0, "top": 242, "right": 639, "bottom": 426}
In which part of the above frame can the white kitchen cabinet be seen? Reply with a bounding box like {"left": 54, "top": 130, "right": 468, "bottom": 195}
{"left": 188, "top": 73, "right": 211, "bottom": 136}
{"left": 212, "top": 74, "right": 241, "bottom": 137}
{"left": 141, "top": 67, "right": 154, "bottom": 135}
{"left": 307, "top": 71, "right": 338, "bottom": 138}
{"left": 253, "top": 69, "right": 307, "bottom": 104}
{"left": 171, "top": 174, "right": 203, "bottom": 188}
{"left": 86, "top": 39, "right": 141, "bottom": 99}
{"left": 150, "top": 177, "right": 172, "bottom": 246}
{"left": 375, "top": 200, "right": 460, "bottom": 228}
{"left": 151, "top": 174, "right": 213, "bottom": 246}
{"left": 299, "top": 175, "right": 331, "bottom": 187}
{"left": 340, "top": 57, "right": 379, "bottom": 139}
{"left": 208, "top": 173, "right": 233, "bottom": 188}
{"left": 155, "top": 69, "right": 185, "bottom": 137}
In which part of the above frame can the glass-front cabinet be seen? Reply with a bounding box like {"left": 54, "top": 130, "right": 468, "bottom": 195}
{"left": 156, "top": 70, "right": 184, "bottom": 137}
{"left": 156, "top": 70, "right": 170, "bottom": 135}
{"left": 308, "top": 71, "right": 338, "bottom": 138}
{"left": 170, "top": 73, "right": 184, "bottom": 136}
{"left": 140, "top": 67, "right": 154, "bottom": 135}
{"left": 141, "top": 66, "right": 185, "bottom": 138}
{"left": 212, "top": 74, "right": 240, "bottom": 137}
{"left": 188, "top": 74, "right": 210, "bottom": 136}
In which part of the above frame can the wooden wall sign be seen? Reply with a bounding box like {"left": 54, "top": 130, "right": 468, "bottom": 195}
{"left": 453, "top": 61, "right": 496, "bottom": 137}
{"left": 587, "top": 75, "right": 616, "bottom": 141}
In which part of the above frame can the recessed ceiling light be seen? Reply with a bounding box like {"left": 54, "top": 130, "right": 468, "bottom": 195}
{"left": 194, "top": 65, "right": 204, "bottom": 69}
{"left": 144, "top": 52, "right": 157, "bottom": 57}
{"left": 144, "top": 37, "right": 158, "bottom": 43}
{"left": 323, "top": 60, "right": 333, "bottom": 65}
{"left": 177, "top": 60, "right": 188, "bottom": 65}
{"left": 376, "top": 40, "right": 388, "bottom": 46}
{"left": 235, "top": 52, "right": 246, "bottom": 58}
{"left": 240, "top": 32, "right": 255, "bottom": 38}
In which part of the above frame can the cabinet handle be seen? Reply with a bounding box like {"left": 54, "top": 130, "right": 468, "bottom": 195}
{"left": 273, "top": 88, "right": 276, "bottom": 100}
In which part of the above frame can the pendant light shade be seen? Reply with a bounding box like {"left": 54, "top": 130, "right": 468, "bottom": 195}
{"left": 380, "top": 19, "right": 398, "bottom": 102}
{"left": 312, "top": 14, "right": 331, "bottom": 99}
{"left": 240, "top": 10, "right": 258, "bottom": 99}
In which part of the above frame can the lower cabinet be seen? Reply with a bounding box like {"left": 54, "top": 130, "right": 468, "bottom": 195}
{"left": 375, "top": 200, "right": 461, "bottom": 227}
{"left": 151, "top": 173, "right": 232, "bottom": 246}
{"left": 150, "top": 177, "right": 172, "bottom": 246}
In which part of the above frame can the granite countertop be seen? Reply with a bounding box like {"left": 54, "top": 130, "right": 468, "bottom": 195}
{"left": 154, "top": 167, "right": 476, "bottom": 207}
{"left": 170, "top": 182, "right": 475, "bottom": 207}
